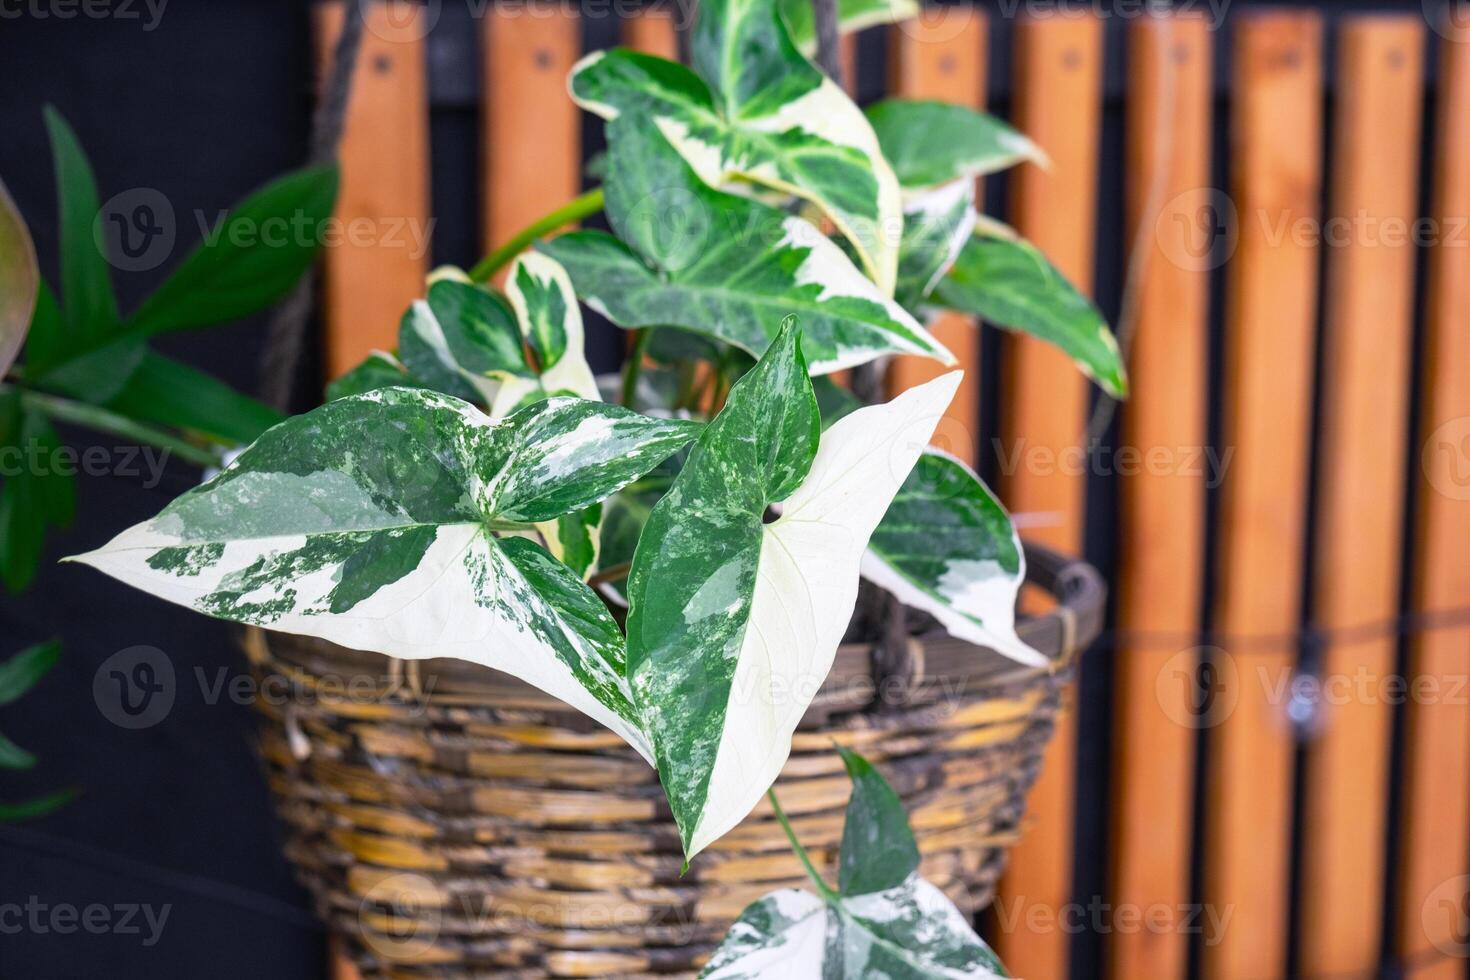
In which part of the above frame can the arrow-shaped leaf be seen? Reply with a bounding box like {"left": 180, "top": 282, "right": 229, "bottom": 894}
{"left": 626, "top": 321, "right": 958, "bottom": 859}
{"left": 67, "top": 389, "right": 702, "bottom": 759}
{"left": 542, "top": 116, "right": 950, "bottom": 374}
{"left": 702, "top": 749, "right": 1008, "bottom": 978}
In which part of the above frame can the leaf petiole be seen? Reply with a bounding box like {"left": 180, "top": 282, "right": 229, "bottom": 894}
{"left": 767, "top": 787, "right": 839, "bottom": 901}
{"left": 7, "top": 386, "right": 222, "bottom": 470}
{"left": 469, "top": 188, "right": 606, "bottom": 283}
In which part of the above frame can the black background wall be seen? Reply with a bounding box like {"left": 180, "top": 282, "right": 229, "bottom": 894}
{"left": 0, "top": 1, "right": 1446, "bottom": 978}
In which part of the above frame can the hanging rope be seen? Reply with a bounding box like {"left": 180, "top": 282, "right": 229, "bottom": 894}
{"left": 258, "top": 3, "right": 367, "bottom": 411}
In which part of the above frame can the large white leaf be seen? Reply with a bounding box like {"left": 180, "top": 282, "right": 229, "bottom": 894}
{"left": 626, "top": 321, "right": 959, "bottom": 859}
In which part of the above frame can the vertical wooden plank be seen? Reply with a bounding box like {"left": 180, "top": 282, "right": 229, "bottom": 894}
{"left": 483, "top": 4, "right": 582, "bottom": 257}
{"left": 1108, "top": 14, "right": 1211, "bottom": 980}
{"left": 1199, "top": 12, "right": 1323, "bottom": 980}
{"left": 887, "top": 5, "right": 987, "bottom": 465}
{"left": 622, "top": 4, "right": 679, "bottom": 60}
{"left": 315, "top": 0, "right": 431, "bottom": 377}
{"left": 1396, "top": 18, "right": 1470, "bottom": 980}
{"left": 992, "top": 12, "right": 1103, "bottom": 979}
{"left": 1299, "top": 15, "right": 1424, "bottom": 977}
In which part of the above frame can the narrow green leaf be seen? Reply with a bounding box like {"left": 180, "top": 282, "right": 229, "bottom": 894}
{"left": 0, "top": 412, "right": 72, "bottom": 591}
{"left": 835, "top": 748, "right": 919, "bottom": 896}
{"left": 0, "top": 787, "right": 77, "bottom": 822}
{"left": 0, "top": 731, "right": 36, "bottom": 770}
{"left": 933, "top": 231, "right": 1127, "bottom": 398}
{"left": 104, "top": 351, "right": 285, "bottom": 446}
{"left": 0, "top": 641, "right": 60, "bottom": 705}
{"left": 124, "top": 166, "right": 340, "bottom": 336}
{"left": 43, "top": 107, "right": 119, "bottom": 345}
{"left": 866, "top": 99, "right": 1048, "bottom": 189}
{"left": 0, "top": 177, "right": 39, "bottom": 377}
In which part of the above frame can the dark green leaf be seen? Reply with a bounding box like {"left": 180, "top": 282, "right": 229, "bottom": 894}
{"left": 0, "top": 787, "right": 78, "bottom": 822}
{"left": 43, "top": 107, "right": 118, "bottom": 346}
{"left": 0, "top": 731, "right": 36, "bottom": 770}
{"left": 124, "top": 166, "right": 340, "bottom": 336}
{"left": 0, "top": 641, "right": 60, "bottom": 705}
{"left": 933, "top": 232, "right": 1127, "bottom": 398}
{"left": 836, "top": 748, "right": 919, "bottom": 896}
{"left": 866, "top": 99, "right": 1046, "bottom": 188}
{"left": 104, "top": 351, "right": 285, "bottom": 446}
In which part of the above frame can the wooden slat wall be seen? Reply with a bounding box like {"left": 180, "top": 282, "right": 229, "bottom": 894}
{"left": 1298, "top": 16, "right": 1425, "bottom": 977}
{"left": 992, "top": 12, "right": 1104, "bottom": 979}
{"left": 1108, "top": 13, "right": 1211, "bottom": 980}
{"left": 622, "top": 4, "right": 678, "bottom": 59}
{"left": 482, "top": 4, "right": 582, "bottom": 263}
{"left": 1396, "top": 18, "right": 1470, "bottom": 980}
{"left": 1199, "top": 12, "right": 1323, "bottom": 980}
{"left": 886, "top": 6, "right": 987, "bottom": 465}
{"left": 315, "top": 0, "right": 432, "bottom": 376}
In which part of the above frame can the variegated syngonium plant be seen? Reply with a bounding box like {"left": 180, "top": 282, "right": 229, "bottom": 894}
{"left": 67, "top": 0, "right": 1128, "bottom": 871}
{"left": 701, "top": 748, "right": 1009, "bottom": 978}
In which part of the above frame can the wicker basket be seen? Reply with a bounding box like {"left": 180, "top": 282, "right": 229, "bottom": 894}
{"left": 243, "top": 544, "right": 1104, "bottom": 978}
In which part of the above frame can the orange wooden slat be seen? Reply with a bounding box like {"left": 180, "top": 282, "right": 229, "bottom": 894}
{"left": 315, "top": 0, "right": 431, "bottom": 378}
{"left": 1396, "top": 18, "right": 1470, "bottom": 980}
{"left": 1298, "top": 15, "right": 1425, "bottom": 977}
{"left": 621, "top": 4, "right": 679, "bottom": 59}
{"left": 483, "top": 4, "right": 582, "bottom": 258}
{"left": 886, "top": 5, "right": 987, "bottom": 465}
{"left": 1108, "top": 14, "right": 1211, "bottom": 980}
{"left": 1199, "top": 12, "right": 1324, "bottom": 980}
{"left": 992, "top": 12, "right": 1103, "bottom": 979}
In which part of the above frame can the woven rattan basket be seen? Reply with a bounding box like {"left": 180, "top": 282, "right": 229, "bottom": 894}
{"left": 243, "top": 544, "right": 1104, "bottom": 978}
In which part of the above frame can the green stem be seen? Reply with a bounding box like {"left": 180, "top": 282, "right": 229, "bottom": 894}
{"left": 768, "top": 787, "right": 838, "bottom": 900}
{"left": 9, "top": 387, "right": 223, "bottom": 470}
{"left": 621, "top": 327, "right": 656, "bottom": 408}
{"left": 469, "top": 187, "right": 606, "bottom": 282}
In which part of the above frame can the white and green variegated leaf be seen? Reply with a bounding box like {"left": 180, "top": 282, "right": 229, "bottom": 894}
{"left": 867, "top": 99, "right": 1048, "bottom": 192}
{"left": 933, "top": 231, "right": 1127, "bottom": 398}
{"left": 541, "top": 118, "right": 950, "bottom": 375}
{"left": 325, "top": 351, "right": 426, "bottom": 402}
{"left": 702, "top": 750, "right": 1007, "bottom": 979}
{"left": 778, "top": 0, "right": 917, "bottom": 55}
{"left": 894, "top": 180, "right": 977, "bottom": 312}
{"left": 494, "top": 252, "right": 604, "bottom": 577}
{"left": 626, "top": 321, "right": 959, "bottom": 859}
{"left": 68, "top": 389, "right": 702, "bottom": 760}
{"left": 861, "top": 449, "right": 1044, "bottom": 667}
{"left": 571, "top": 0, "right": 902, "bottom": 294}
{"left": 492, "top": 252, "right": 600, "bottom": 417}
{"left": 399, "top": 280, "right": 533, "bottom": 404}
